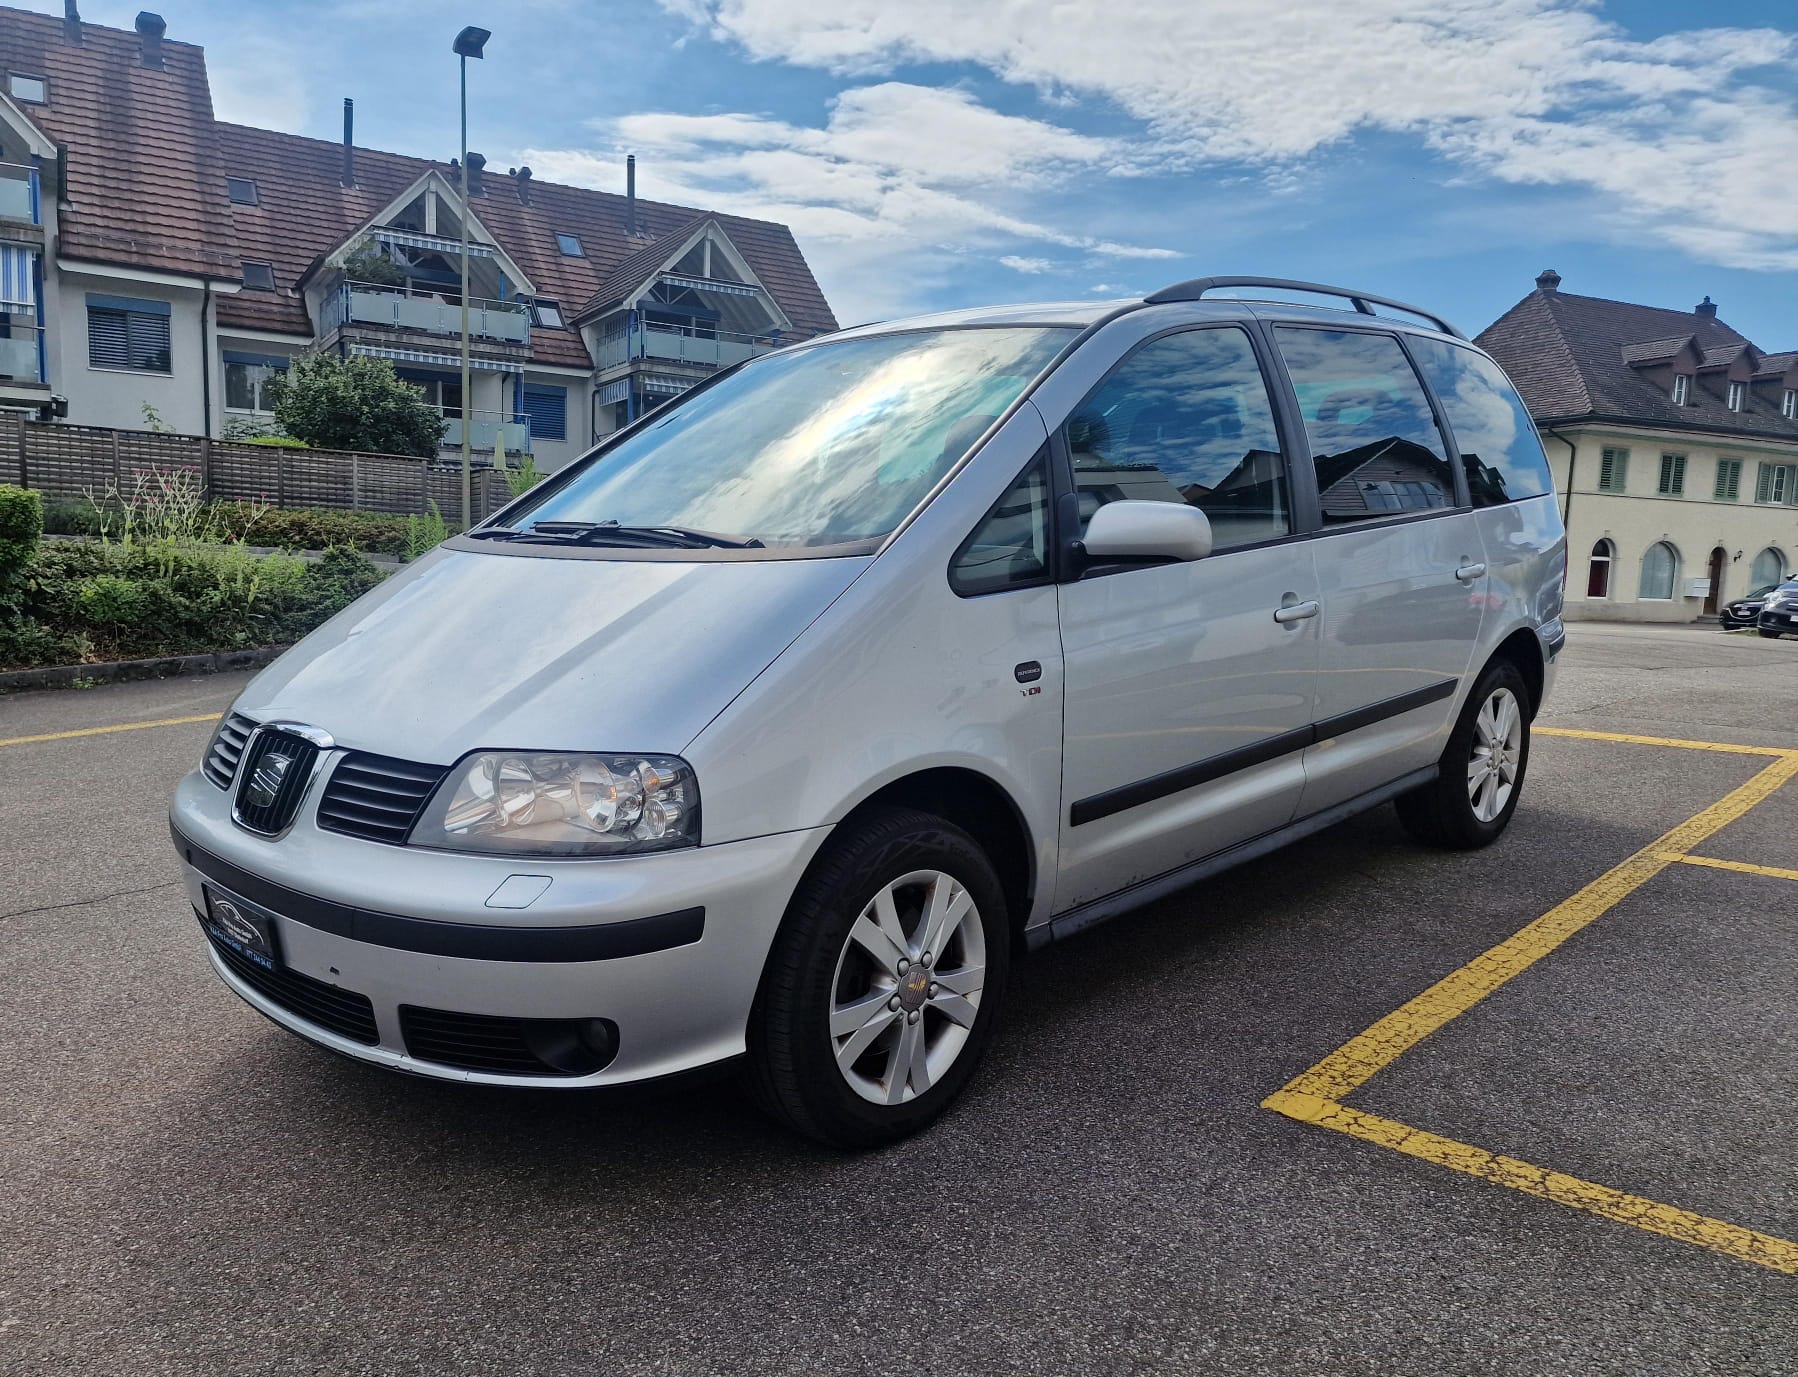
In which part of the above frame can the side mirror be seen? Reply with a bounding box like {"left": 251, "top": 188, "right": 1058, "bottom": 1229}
{"left": 1079, "top": 500, "right": 1212, "bottom": 564}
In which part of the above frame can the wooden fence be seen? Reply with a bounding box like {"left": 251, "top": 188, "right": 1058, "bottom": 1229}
{"left": 0, "top": 416, "right": 514, "bottom": 519}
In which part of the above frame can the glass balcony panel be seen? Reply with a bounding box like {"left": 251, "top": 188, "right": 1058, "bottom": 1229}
{"left": 0, "top": 174, "right": 34, "bottom": 223}
{"left": 0, "top": 329, "right": 42, "bottom": 381}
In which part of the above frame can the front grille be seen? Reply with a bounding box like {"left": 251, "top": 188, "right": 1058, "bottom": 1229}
{"left": 205, "top": 925, "right": 379, "bottom": 1045}
{"left": 316, "top": 752, "right": 448, "bottom": 845}
{"left": 201, "top": 713, "right": 257, "bottom": 789}
{"left": 232, "top": 729, "right": 321, "bottom": 835}
{"left": 399, "top": 1005, "right": 617, "bottom": 1077}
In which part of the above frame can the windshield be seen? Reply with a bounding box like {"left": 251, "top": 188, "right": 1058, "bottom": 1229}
{"left": 503, "top": 327, "right": 1072, "bottom": 549}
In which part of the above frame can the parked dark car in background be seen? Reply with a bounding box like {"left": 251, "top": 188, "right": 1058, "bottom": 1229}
{"left": 1757, "top": 581, "right": 1798, "bottom": 639}
{"left": 1721, "top": 582, "right": 1782, "bottom": 630}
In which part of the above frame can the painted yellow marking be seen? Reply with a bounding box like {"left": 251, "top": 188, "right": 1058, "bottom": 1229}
{"left": 0, "top": 712, "right": 221, "bottom": 748}
{"left": 1663, "top": 852, "right": 1798, "bottom": 884}
{"left": 1535, "top": 726, "right": 1797, "bottom": 758}
{"left": 1265, "top": 1091, "right": 1798, "bottom": 1275}
{"left": 1265, "top": 744, "right": 1798, "bottom": 1273}
{"left": 1279, "top": 751, "right": 1798, "bottom": 1104}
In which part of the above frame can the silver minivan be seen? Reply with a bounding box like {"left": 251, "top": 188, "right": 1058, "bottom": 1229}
{"left": 170, "top": 277, "right": 1566, "bottom": 1147}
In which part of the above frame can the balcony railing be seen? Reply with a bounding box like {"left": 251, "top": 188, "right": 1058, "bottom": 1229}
{"left": 0, "top": 162, "right": 40, "bottom": 226}
{"left": 596, "top": 321, "right": 779, "bottom": 371}
{"left": 434, "top": 406, "right": 531, "bottom": 454}
{"left": 323, "top": 281, "right": 530, "bottom": 345}
{"left": 0, "top": 324, "right": 44, "bottom": 382}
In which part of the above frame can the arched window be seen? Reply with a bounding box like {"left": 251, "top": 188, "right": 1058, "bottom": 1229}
{"left": 1638, "top": 541, "right": 1679, "bottom": 600}
{"left": 1750, "top": 547, "right": 1787, "bottom": 591}
{"left": 1586, "top": 539, "right": 1615, "bottom": 598}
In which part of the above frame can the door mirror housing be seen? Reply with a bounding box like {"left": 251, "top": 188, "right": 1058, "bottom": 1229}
{"left": 1078, "top": 501, "right": 1213, "bottom": 564}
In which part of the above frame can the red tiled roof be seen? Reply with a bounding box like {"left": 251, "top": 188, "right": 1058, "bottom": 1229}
{"left": 0, "top": 5, "right": 239, "bottom": 279}
{"left": 213, "top": 123, "right": 837, "bottom": 369}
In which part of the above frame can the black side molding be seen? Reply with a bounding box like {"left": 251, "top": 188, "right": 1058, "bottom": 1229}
{"left": 1070, "top": 679, "right": 1457, "bottom": 827}
{"left": 172, "top": 826, "right": 704, "bottom": 962}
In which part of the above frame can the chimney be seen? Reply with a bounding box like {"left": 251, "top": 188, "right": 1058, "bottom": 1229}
{"left": 134, "top": 11, "right": 165, "bottom": 69}
{"left": 1535, "top": 268, "right": 1561, "bottom": 292}
{"left": 1695, "top": 294, "right": 1717, "bottom": 319}
{"left": 63, "top": 1, "right": 82, "bottom": 45}
{"left": 626, "top": 153, "right": 637, "bottom": 235}
{"left": 511, "top": 164, "right": 532, "bottom": 205}
{"left": 340, "top": 98, "right": 355, "bottom": 188}
{"left": 464, "top": 150, "right": 486, "bottom": 197}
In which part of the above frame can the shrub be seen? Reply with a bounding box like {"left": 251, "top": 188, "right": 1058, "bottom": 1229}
{"left": 404, "top": 501, "right": 449, "bottom": 561}
{"left": 240, "top": 434, "right": 310, "bottom": 448}
{"left": 265, "top": 353, "right": 445, "bottom": 457}
{"left": 501, "top": 453, "right": 547, "bottom": 498}
{"left": 0, "top": 538, "right": 389, "bottom": 669}
{"left": 0, "top": 483, "right": 42, "bottom": 590}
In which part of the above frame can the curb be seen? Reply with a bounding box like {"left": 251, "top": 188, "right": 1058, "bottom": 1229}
{"left": 0, "top": 644, "right": 289, "bottom": 694}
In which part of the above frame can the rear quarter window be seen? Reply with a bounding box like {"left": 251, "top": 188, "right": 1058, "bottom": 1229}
{"left": 1407, "top": 336, "right": 1554, "bottom": 506}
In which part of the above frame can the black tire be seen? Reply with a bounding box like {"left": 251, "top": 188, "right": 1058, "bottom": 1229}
{"left": 1760, "top": 628, "right": 1782, "bottom": 639}
{"left": 745, "top": 807, "right": 1011, "bottom": 1149}
{"left": 1395, "top": 660, "right": 1531, "bottom": 850}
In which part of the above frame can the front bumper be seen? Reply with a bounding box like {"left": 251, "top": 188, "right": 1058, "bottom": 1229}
{"left": 170, "top": 769, "right": 827, "bottom": 1086}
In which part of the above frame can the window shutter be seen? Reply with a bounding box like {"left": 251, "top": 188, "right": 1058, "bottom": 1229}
{"left": 1715, "top": 459, "right": 1740, "bottom": 501}
{"left": 1658, "top": 454, "right": 1685, "bottom": 495}
{"left": 1599, "top": 447, "right": 1628, "bottom": 492}
{"left": 126, "top": 311, "right": 171, "bottom": 371}
{"left": 87, "top": 308, "right": 129, "bottom": 368}
{"left": 519, "top": 385, "right": 567, "bottom": 441}
{"left": 1756, "top": 463, "right": 1774, "bottom": 503}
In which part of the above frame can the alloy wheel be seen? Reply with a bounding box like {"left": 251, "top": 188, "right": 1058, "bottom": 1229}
{"left": 1467, "top": 686, "right": 1523, "bottom": 823}
{"left": 828, "top": 869, "right": 987, "bottom": 1106}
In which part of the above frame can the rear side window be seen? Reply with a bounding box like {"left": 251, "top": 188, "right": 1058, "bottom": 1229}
{"left": 950, "top": 449, "right": 1051, "bottom": 595}
{"left": 1062, "top": 326, "right": 1290, "bottom": 551}
{"left": 1274, "top": 327, "right": 1455, "bottom": 523}
{"left": 1407, "top": 336, "right": 1553, "bottom": 506}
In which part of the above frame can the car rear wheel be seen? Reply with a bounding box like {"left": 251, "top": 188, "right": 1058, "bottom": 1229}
{"left": 746, "top": 807, "right": 1009, "bottom": 1148}
{"left": 1395, "top": 660, "right": 1530, "bottom": 850}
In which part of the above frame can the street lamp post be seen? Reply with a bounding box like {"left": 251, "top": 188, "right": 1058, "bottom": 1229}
{"left": 452, "top": 25, "right": 490, "bottom": 530}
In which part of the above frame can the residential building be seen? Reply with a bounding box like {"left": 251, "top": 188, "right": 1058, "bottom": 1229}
{"left": 1478, "top": 270, "right": 1797, "bottom": 621}
{"left": 0, "top": 4, "right": 836, "bottom": 469}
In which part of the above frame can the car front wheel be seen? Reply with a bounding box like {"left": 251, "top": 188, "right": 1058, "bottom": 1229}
{"left": 746, "top": 807, "right": 1009, "bottom": 1148}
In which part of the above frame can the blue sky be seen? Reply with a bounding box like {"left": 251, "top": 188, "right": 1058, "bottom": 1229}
{"left": 36, "top": 0, "right": 1798, "bottom": 345}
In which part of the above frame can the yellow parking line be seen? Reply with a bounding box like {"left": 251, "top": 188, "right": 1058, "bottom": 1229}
{"left": 0, "top": 712, "right": 221, "bottom": 748}
{"left": 1663, "top": 852, "right": 1798, "bottom": 884}
{"left": 1276, "top": 751, "right": 1798, "bottom": 1104}
{"left": 1535, "top": 726, "right": 1797, "bottom": 758}
{"left": 1265, "top": 1091, "right": 1798, "bottom": 1275}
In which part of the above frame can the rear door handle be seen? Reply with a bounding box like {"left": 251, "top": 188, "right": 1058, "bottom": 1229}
{"left": 1273, "top": 600, "right": 1320, "bottom": 624}
{"left": 1455, "top": 563, "right": 1487, "bottom": 583}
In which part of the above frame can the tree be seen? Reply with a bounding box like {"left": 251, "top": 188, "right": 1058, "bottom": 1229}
{"left": 264, "top": 354, "right": 446, "bottom": 458}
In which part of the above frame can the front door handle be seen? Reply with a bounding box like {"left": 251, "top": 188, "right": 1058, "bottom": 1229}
{"left": 1455, "top": 563, "right": 1487, "bottom": 583}
{"left": 1273, "top": 599, "right": 1320, "bottom": 624}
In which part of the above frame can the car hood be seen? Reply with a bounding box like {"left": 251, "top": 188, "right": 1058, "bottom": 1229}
{"left": 234, "top": 547, "right": 868, "bottom": 763}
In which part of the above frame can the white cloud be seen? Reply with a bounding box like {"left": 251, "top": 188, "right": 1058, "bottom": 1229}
{"left": 999, "top": 255, "right": 1053, "bottom": 273}
{"left": 661, "top": 0, "right": 1798, "bottom": 271}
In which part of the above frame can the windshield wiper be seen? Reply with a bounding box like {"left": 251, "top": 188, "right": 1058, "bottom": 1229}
{"left": 468, "top": 520, "right": 763, "bottom": 549}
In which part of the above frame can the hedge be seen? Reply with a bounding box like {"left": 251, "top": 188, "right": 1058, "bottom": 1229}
{"left": 41, "top": 498, "right": 424, "bottom": 557}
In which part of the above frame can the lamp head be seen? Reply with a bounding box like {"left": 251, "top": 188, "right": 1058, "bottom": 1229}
{"left": 453, "top": 25, "right": 490, "bottom": 58}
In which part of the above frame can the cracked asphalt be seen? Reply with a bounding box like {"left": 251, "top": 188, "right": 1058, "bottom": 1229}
{"left": 1, "top": 623, "right": 1795, "bottom": 1376}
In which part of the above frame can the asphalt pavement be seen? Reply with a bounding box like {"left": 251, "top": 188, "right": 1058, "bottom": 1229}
{"left": 1, "top": 622, "right": 1794, "bottom": 1376}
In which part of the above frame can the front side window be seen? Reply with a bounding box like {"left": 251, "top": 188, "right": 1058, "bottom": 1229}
{"left": 1757, "top": 463, "right": 1794, "bottom": 505}
{"left": 1727, "top": 381, "right": 1744, "bottom": 412}
{"left": 507, "top": 327, "right": 1072, "bottom": 549}
{"left": 87, "top": 295, "right": 171, "bottom": 373}
{"left": 1638, "top": 541, "right": 1678, "bottom": 600}
{"left": 1407, "top": 337, "right": 1552, "bottom": 507}
{"left": 950, "top": 450, "right": 1051, "bottom": 595}
{"left": 1274, "top": 327, "right": 1455, "bottom": 523}
{"left": 520, "top": 384, "right": 567, "bottom": 442}
{"left": 1750, "top": 547, "right": 1786, "bottom": 589}
{"left": 1672, "top": 374, "right": 1690, "bottom": 405}
{"left": 1062, "top": 326, "right": 1289, "bottom": 550}
{"left": 1783, "top": 389, "right": 1796, "bottom": 419}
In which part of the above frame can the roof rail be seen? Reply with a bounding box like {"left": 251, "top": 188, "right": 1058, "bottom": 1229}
{"left": 1143, "top": 276, "right": 1465, "bottom": 340}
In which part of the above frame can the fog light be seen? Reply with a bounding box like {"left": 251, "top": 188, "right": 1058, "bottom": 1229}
{"left": 521, "top": 1016, "right": 619, "bottom": 1075}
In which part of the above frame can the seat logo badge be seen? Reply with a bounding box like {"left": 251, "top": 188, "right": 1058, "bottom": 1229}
{"left": 213, "top": 899, "right": 258, "bottom": 947}
{"left": 246, "top": 750, "right": 294, "bottom": 810}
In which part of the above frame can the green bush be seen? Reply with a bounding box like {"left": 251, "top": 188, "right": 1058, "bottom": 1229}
{"left": 0, "top": 538, "right": 389, "bottom": 670}
{"left": 265, "top": 353, "right": 445, "bottom": 457}
{"left": 0, "top": 484, "right": 42, "bottom": 590}
{"left": 403, "top": 501, "right": 449, "bottom": 562}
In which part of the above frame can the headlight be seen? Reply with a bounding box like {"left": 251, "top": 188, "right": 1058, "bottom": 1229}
{"left": 410, "top": 751, "right": 699, "bottom": 856}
